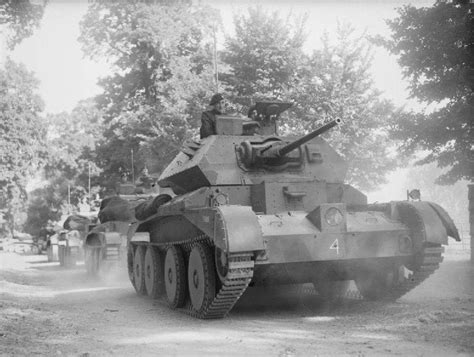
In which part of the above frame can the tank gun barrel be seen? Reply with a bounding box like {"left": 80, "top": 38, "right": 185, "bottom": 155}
{"left": 278, "top": 118, "right": 341, "bottom": 156}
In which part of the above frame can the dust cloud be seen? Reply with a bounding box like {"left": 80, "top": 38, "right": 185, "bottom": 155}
{"left": 0, "top": 252, "right": 130, "bottom": 299}
{"left": 1, "top": 248, "right": 473, "bottom": 356}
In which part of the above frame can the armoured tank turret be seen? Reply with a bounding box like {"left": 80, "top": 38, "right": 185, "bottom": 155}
{"left": 126, "top": 101, "right": 460, "bottom": 319}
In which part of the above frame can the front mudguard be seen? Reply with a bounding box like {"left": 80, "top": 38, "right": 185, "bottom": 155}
{"left": 426, "top": 202, "right": 460, "bottom": 241}
{"left": 85, "top": 221, "right": 132, "bottom": 247}
{"left": 184, "top": 205, "right": 265, "bottom": 254}
{"left": 394, "top": 201, "right": 459, "bottom": 249}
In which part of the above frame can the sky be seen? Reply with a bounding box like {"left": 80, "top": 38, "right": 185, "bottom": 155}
{"left": 3, "top": 0, "right": 436, "bottom": 202}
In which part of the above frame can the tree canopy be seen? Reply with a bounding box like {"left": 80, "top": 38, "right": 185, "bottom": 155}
{"left": 222, "top": 6, "right": 307, "bottom": 103}
{"left": 380, "top": 1, "right": 473, "bottom": 184}
{"left": 291, "top": 25, "right": 400, "bottom": 191}
{"left": 0, "top": 0, "right": 47, "bottom": 49}
{"left": 79, "top": 2, "right": 219, "bottom": 188}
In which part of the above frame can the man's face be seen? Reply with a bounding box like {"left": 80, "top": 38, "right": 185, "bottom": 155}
{"left": 250, "top": 109, "right": 258, "bottom": 120}
{"left": 215, "top": 99, "right": 225, "bottom": 113}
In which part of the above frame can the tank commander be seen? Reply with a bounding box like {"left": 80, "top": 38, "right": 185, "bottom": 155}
{"left": 135, "top": 166, "right": 156, "bottom": 194}
{"left": 247, "top": 104, "right": 258, "bottom": 120}
{"left": 243, "top": 104, "right": 261, "bottom": 135}
{"left": 200, "top": 93, "right": 226, "bottom": 139}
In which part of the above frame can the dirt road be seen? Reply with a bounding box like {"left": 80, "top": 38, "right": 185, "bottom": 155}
{"left": 1, "top": 250, "right": 473, "bottom": 357}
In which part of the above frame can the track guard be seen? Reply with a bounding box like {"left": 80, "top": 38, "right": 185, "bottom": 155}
{"left": 426, "top": 202, "right": 460, "bottom": 241}
{"left": 395, "top": 201, "right": 455, "bottom": 247}
{"left": 215, "top": 205, "right": 264, "bottom": 253}
{"left": 85, "top": 232, "right": 105, "bottom": 248}
{"left": 184, "top": 205, "right": 264, "bottom": 253}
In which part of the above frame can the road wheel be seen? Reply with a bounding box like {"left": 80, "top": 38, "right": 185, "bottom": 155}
{"left": 127, "top": 245, "right": 135, "bottom": 287}
{"left": 164, "top": 246, "right": 187, "bottom": 308}
{"left": 47, "top": 244, "right": 53, "bottom": 262}
{"left": 64, "top": 248, "right": 77, "bottom": 268}
{"left": 215, "top": 247, "right": 229, "bottom": 284}
{"left": 133, "top": 245, "right": 147, "bottom": 295}
{"left": 144, "top": 246, "right": 164, "bottom": 298}
{"left": 85, "top": 247, "right": 101, "bottom": 276}
{"left": 188, "top": 242, "right": 216, "bottom": 314}
{"left": 58, "top": 246, "right": 65, "bottom": 267}
{"left": 31, "top": 245, "right": 39, "bottom": 255}
{"left": 68, "top": 250, "right": 77, "bottom": 268}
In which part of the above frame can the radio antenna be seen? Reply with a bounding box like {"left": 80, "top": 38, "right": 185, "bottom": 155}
{"left": 212, "top": 22, "right": 219, "bottom": 92}
{"left": 131, "top": 149, "right": 135, "bottom": 183}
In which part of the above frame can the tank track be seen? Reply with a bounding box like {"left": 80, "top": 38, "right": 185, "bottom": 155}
{"left": 378, "top": 201, "right": 446, "bottom": 301}
{"left": 375, "top": 243, "right": 444, "bottom": 301}
{"left": 179, "top": 238, "right": 254, "bottom": 319}
{"left": 134, "top": 236, "right": 254, "bottom": 319}
{"left": 339, "top": 200, "right": 447, "bottom": 301}
{"left": 304, "top": 243, "right": 445, "bottom": 301}
{"left": 185, "top": 251, "right": 254, "bottom": 319}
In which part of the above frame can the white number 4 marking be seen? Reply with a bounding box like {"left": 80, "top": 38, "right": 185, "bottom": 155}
{"left": 330, "top": 239, "right": 339, "bottom": 255}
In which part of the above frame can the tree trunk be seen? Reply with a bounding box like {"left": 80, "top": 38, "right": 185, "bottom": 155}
{"left": 469, "top": 184, "right": 474, "bottom": 264}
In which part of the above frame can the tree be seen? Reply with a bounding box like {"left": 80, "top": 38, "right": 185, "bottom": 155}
{"left": 79, "top": 2, "right": 220, "bottom": 188}
{"left": 0, "top": 58, "right": 45, "bottom": 235}
{"left": 222, "top": 6, "right": 307, "bottom": 105}
{"left": 287, "top": 24, "right": 400, "bottom": 190}
{"left": 0, "top": 0, "right": 47, "bottom": 50}
{"left": 380, "top": 1, "right": 473, "bottom": 184}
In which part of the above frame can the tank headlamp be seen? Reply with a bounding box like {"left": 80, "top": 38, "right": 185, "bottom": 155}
{"left": 324, "top": 207, "right": 344, "bottom": 226}
{"left": 213, "top": 193, "right": 229, "bottom": 206}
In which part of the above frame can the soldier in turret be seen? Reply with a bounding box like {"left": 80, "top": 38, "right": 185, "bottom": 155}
{"left": 135, "top": 166, "right": 155, "bottom": 192}
{"left": 200, "top": 93, "right": 226, "bottom": 139}
{"left": 247, "top": 104, "right": 258, "bottom": 120}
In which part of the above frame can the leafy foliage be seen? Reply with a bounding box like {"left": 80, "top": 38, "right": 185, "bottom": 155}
{"left": 0, "top": 58, "right": 45, "bottom": 234}
{"left": 24, "top": 99, "right": 104, "bottom": 236}
{"left": 288, "top": 25, "right": 400, "bottom": 190}
{"left": 0, "top": 0, "right": 47, "bottom": 50}
{"left": 380, "top": 1, "right": 473, "bottom": 184}
{"left": 222, "top": 6, "right": 307, "bottom": 103}
{"left": 79, "top": 2, "right": 220, "bottom": 188}
{"left": 223, "top": 13, "right": 401, "bottom": 190}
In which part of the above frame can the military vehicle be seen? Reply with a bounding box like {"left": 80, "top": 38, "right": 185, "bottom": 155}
{"left": 83, "top": 179, "right": 170, "bottom": 275}
{"left": 46, "top": 232, "right": 60, "bottom": 262}
{"left": 56, "top": 214, "right": 97, "bottom": 268}
{"left": 125, "top": 102, "right": 458, "bottom": 319}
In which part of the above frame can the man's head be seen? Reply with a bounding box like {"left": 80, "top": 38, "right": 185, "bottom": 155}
{"left": 209, "top": 93, "right": 225, "bottom": 113}
{"left": 247, "top": 105, "right": 258, "bottom": 120}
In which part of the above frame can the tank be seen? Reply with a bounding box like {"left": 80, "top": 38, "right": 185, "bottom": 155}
{"left": 125, "top": 101, "right": 460, "bottom": 319}
{"left": 83, "top": 177, "right": 172, "bottom": 275}
{"left": 57, "top": 213, "right": 98, "bottom": 268}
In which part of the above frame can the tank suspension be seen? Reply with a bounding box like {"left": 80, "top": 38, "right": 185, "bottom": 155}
{"left": 129, "top": 236, "right": 255, "bottom": 319}
{"left": 302, "top": 242, "right": 444, "bottom": 301}
{"left": 346, "top": 201, "right": 446, "bottom": 301}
